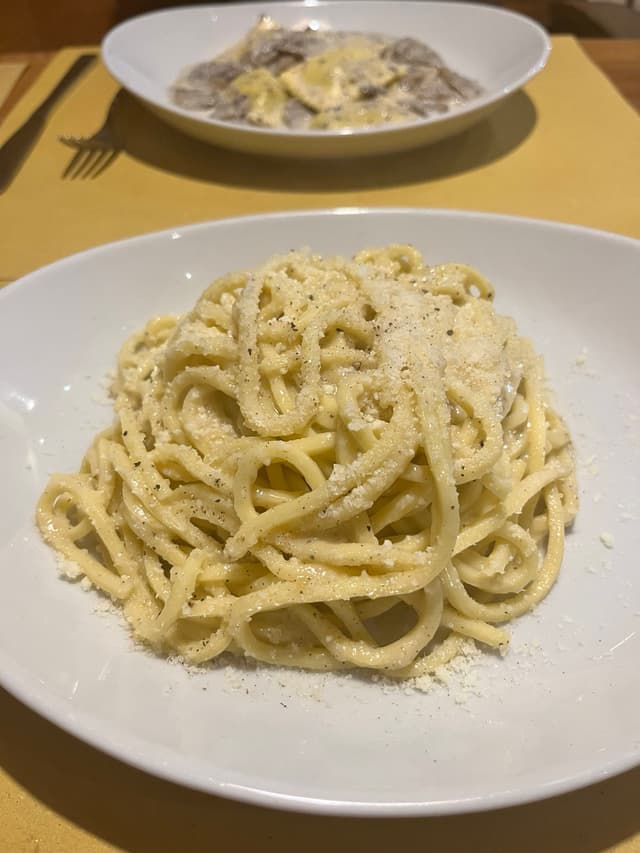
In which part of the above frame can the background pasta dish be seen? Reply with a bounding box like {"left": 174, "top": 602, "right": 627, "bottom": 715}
{"left": 170, "top": 16, "right": 483, "bottom": 130}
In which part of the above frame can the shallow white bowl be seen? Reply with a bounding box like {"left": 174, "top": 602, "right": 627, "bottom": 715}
{"left": 102, "top": 1, "right": 550, "bottom": 158}
{"left": 1, "top": 209, "right": 639, "bottom": 815}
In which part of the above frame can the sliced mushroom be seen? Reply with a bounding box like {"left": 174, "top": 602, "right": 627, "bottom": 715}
{"left": 383, "top": 37, "right": 443, "bottom": 68}
{"left": 185, "top": 60, "right": 246, "bottom": 89}
{"left": 172, "top": 86, "right": 219, "bottom": 110}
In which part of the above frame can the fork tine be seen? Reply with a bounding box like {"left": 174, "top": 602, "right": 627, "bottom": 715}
{"left": 89, "top": 148, "right": 118, "bottom": 179}
{"left": 84, "top": 149, "right": 111, "bottom": 179}
{"left": 69, "top": 148, "right": 96, "bottom": 180}
{"left": 74, "top": 148, "right": 104, "bottom": 180}
{"left": 79, "top": 148, "right": 106, "bottom": 179}
{"left": 63, "top": 146, "right": 88, "bottom": 179}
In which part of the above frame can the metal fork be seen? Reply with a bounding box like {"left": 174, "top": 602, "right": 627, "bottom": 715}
{"left": 59, "top": 90, "right": 125, "bottom": 179}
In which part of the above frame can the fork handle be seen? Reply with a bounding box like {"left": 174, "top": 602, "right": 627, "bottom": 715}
{"left": 37, "top": 54, "right": 96, "bottom": 113}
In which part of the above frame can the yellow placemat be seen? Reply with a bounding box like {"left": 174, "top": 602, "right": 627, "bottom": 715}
{"left": 0, "top": 61, "right": 26, "bottom": 112}
{"left": 0, "top": 37, "right": 638, "bottom": 283}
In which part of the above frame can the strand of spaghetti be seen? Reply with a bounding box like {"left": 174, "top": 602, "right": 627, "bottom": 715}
{"left": 236, "top": 273, "right": 321, "bottom": 436}
{"left": 443, "top": 485, "right": 566, "bottom": 623}
{"left": 225, "top": 554, "right": 449, "bottom": 636}
{"left": 269, "top": 534, "right": 432, "bottom": 569}
{"left": 291, "top": 585, "right": 442, "bottom": 670}
{"left": 40, "top": 475, "right": 138, "bottom": 579}
{"left": 37, "top": 483, "right": 131, "bottom": 599}
{"left": 390, "top": 633, "right": 468, "bottom": 678}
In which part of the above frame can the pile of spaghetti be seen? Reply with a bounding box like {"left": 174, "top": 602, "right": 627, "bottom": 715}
{"left": 37, "top": 245, "right": 577, "bottom": 677}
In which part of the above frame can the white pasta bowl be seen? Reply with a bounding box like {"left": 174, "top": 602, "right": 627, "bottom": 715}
{"left": 0, "top": 209, "right": 639, "bottom": 815}
{"left": 102, "top": 1, "right": 550, "bottom": 158}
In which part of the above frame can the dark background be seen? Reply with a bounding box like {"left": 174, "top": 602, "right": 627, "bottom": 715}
{"left": 1, "top": 0, "right": 640, "bottom": 52}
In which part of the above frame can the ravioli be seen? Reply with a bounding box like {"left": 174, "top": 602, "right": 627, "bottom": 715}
{"left": 231, "top": 68, "right": 288, "bottom": 127}
{"left": 280, "top": 38, "right": 403, "bottom": 113}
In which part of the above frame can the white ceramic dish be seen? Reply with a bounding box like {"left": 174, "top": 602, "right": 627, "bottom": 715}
{"left": 102, "top": 2, "right": 550, "bottom": 158}
{"left": 1, "top": 209, "right": 639, "bottom": 815}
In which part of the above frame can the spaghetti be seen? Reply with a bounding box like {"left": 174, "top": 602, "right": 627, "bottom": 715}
{"left": 37, "top": 245, "right": 577, "bottom": 677}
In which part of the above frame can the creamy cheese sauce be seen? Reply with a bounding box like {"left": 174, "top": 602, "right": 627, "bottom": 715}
{"left": 170, "top": 16, "right": 483, "bottom": 130}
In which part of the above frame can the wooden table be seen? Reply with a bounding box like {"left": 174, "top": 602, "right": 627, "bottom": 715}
{"left": 1, "top": 39, "right": 639, "bottom": 122}
{"left": 1, "top": 37, "right": 639, "bottom": 853}
{"left": 580, "top": 38, "right": 640, "bottom": 109}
